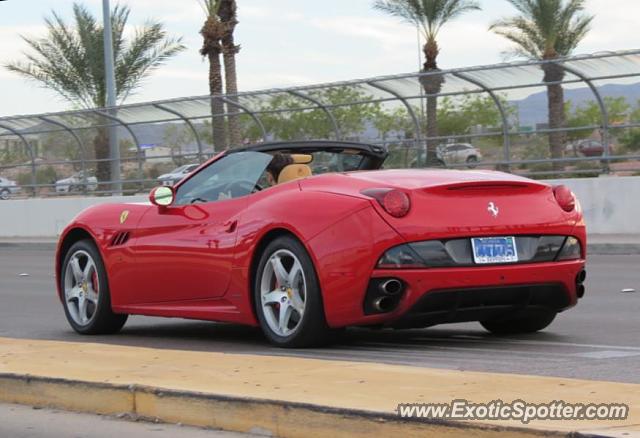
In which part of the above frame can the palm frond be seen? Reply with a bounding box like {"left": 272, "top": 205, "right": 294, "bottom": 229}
{"left": 198, "top": 0, "right": 222, "bottom": 17}
{"left": 116, "top": 22, "right": 185, "bottom": 102}
{"left": 492, "top": 0, "right": 593, "bottom": 59}
{"left": 374, "top": 0, "right": 480, "bottom": 41}
{"left": 373, "top": 0, "right": 424, "bottom": 27}
{"left": 3, "top": 1, "right": 185, "bottom": 109}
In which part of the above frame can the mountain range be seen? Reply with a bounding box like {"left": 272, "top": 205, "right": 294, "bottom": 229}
{"left": 513, "top": 82, "right": 640, "bottom": 127}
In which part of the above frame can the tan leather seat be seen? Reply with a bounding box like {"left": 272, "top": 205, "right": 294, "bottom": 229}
{"left": 277, "top": 164, "right": 312, "bottom": 184}
{"left": 290, "top": 154, "right": 313, "bottom": 164}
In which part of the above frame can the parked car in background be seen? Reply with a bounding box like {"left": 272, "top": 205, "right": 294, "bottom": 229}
{"left": 439, "top": 143, "right": 483, "bottom": 166}
{"left": 157, "top": 164, "right": 199, "bottom": 186}
{"left": 565, "top": 139, "right": 608, "bottom": 157}
{"left": 0, "top": 177, "right": 20, "bottom": 200}
{"left": 55, "top": 171, "right": 98, "bottom": 193}
{"left": 411, "top": 143, "right": 483, "bottom": 168}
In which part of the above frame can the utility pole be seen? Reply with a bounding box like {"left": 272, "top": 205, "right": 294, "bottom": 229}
{"left": 417, "top": 25, "right": 426, "bottom": 166}
{"left": 103, "top": 0, "right": 121, "bottom": 195}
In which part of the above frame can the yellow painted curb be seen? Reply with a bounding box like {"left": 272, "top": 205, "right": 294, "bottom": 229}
{"left": 0, "top": 337, "right": 638, "bottom": 437}
{"left": 0, "top": 374, "right": 560, "bottom": 438}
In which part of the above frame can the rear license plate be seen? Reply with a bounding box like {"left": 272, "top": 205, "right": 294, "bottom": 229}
{"left": 471, "top": 236, "right": 518, "bottom": 264}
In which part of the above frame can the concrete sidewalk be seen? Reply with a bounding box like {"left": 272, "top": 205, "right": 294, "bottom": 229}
{"left": 2, "top": 234, "right": 640, "bottom": 255}
{"left": 0, "top": 338, "right": 638, "bottom": 437}
{"left": 587, "top": 234, "right": 640, "bottom": 255}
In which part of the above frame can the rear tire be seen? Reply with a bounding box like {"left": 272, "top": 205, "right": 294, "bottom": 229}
{"left": 254, "top": 236, "right": 330, "bottom": 348}
{"left": 61, "top": 239, "right": 128, "bottom": 335}
{"left": 480, "top": 310, "right": 556, "bottom": 335}
{"left": 466, "top": 156, "right": 478, "bottom": 168}
{"left": 0, "top": 189, "right": 9, "bottom": 200}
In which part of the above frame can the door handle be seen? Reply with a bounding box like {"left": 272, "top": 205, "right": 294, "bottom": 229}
{"left": 223, "top": 220, "right": 237, "bottom": 233}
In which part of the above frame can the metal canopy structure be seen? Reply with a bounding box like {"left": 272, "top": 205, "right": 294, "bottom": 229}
{"left": 2, "top": 49, "right": 640, "bottom": 194}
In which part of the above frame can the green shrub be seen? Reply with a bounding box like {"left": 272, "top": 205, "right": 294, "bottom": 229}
{"left": 16, "top": 166, "right": 58, "bottom": 187}
{"left": 619, "top": 128, "right": 640, "bottom": 152}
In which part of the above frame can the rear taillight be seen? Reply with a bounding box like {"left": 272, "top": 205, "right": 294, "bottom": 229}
{"left": 557, "top": 236, "right": 583, "bottom": 260}
{"left": 553, "top": 185, "right": 576, "bottom": 212}
{"left": 362, "top": 188, "right": 411, "bottom": 218}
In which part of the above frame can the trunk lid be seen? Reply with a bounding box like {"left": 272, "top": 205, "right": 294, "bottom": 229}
{"left": 301, "top": 169, "right": 579, "bottom": 241}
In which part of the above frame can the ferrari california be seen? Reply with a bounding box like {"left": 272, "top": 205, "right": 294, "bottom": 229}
{"left": 56, "top": 141, "right": 586, "bottom": 347}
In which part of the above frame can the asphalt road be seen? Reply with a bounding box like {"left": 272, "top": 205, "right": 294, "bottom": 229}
{"left": 0, "top": 403, "right": 253, "bottom": 438}
{"left": 1, "top": 248, "right": 639, "bottom": 383}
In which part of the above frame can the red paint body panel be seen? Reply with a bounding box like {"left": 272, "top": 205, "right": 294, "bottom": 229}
{"left": 56, "top": 163, "right": 586, "bottom": 330}
{"left": 125, "top": 197, "right": 246, "bottom": 304}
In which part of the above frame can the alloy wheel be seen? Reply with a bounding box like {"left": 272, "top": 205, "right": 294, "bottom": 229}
{"left": 64, "top": 250, "right": 100, "bottom": 326}
{"left": 260, "top": 249, "right": 307, "bottom": 337}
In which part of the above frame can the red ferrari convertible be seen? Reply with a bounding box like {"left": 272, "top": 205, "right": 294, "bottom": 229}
{"left": 56, "top": 141, "right": 586, "bottom": 347}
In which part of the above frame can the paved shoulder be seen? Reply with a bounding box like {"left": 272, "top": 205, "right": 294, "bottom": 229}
{"left": 0, "top": 403, "right": 254, "bottom": 438}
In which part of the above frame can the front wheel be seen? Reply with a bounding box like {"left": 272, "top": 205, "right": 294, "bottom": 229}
{"left": 0, "top": 189, "right": 9, "bottom": 200}
{"left": 466, "top": 156, "right": 479, "bottom": 168}
{"left": 254, "top": 236, "right": 330, "bottom": 348}
{"left": 61, "top": 240, "right": 128, "bottom": 335}
{"left": 480, "top": 310, "right": 556, "bottom": 335}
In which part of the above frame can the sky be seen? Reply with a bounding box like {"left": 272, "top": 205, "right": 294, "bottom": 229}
{"left": 1, "top": 0, "right": 639, "bottom": 117}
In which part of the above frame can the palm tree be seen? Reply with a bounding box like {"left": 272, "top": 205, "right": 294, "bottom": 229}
{"left": 373, "top": 0, "right": 481, "bottom": 165}
{"left": 199, "top": 0, "right": 228, "bottom": 151}
{"left": 219, "top": 0, "right": 242, "bottom": 147}
{"left": 490, "top": 0, "right": 593, "bottom": 167}
{"left": 5, "top": 2, "right": 185, "bottom": 184}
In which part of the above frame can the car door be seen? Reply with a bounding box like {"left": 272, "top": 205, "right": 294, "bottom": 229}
{"left": 127, "top": 151, "right": 273, "bottom": 305}
{"left": 443, "top": 145, "right": 459, "bottom": 164}
{"left": 128, "top": 199, "right": 247, "bottom": 304}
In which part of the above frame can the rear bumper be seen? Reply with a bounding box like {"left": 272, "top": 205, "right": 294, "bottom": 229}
{"left": 391, "top": 283, "right": 569, "bottom": 329}
{"left": 333, "top": 259, "right": 585, "bottom": 328}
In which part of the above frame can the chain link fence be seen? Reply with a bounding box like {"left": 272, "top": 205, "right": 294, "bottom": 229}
{"left": 2, "top": 49, "right": 640, "bottom": 199}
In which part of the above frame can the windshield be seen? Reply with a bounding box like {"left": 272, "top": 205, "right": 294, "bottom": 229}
{"left": 173, "top": 148, "right": 374, "bottom": 206}
{"left": 175, "top": 151, "right": 273, "bottom": 205}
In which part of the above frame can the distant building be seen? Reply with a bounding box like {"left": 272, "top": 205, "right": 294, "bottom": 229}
{"left": 130, "top": 144, "right": 173, "bottom": 163}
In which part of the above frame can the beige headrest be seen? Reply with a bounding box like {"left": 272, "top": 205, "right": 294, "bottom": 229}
{"left": 291, "top": 154, "right": 313, "bottom": 164}
{"left": 277, "top": 164, "right": 312, "bottom": 184}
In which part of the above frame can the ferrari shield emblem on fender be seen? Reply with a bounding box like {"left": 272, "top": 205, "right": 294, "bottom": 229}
{"left": 120, "top": 210, "right": 130, "bottom": 224}
{"left": 487, "top": 202, "right": 499, "bottom": 218}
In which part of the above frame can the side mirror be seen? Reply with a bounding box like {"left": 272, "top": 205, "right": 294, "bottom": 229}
{"left": 150, "top": 186, "right": 175, "bottom": 207}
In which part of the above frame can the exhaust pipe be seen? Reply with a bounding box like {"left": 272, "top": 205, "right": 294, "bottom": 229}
{"left": 379, "top": 279, "right": 403, "bottom": 296}
{"left": 372, "top": 296, "right": 395, "bottom": 313}
{"left": 577, "top": 270, "right": 586, "bottom": 284}
{"left": 576, "top": 270, "right": 586, "bottom": 299}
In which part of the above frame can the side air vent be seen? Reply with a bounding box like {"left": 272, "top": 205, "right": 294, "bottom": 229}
{"left": 110, "top": 231, "right": 131, "bottom": 247}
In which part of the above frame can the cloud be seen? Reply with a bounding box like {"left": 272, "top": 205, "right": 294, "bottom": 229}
{"left": 0, "top": 25, "right": 47, "bottom": 61}
{"left": 307, "top": 14, "right": 505, "bottom": 74}
{"left": 578, "top": 0, "right": 640, "bottom": 53}
{"left": 153, "top": 67, "right": 207, "bottom": 81}
{"left": 310, "top": 16, "right": 414, "bottom": 51}
{"left": 4, "top": 0, "right": 640, "bottom": 117}
{"left": 239, "top": 72, "right": 322, "bottom": 90}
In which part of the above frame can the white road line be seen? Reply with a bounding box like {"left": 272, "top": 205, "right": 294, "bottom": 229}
{"left": 354, "top": 343, "right": 582, "bottom": 360}
{"left": 572, "top": 350, "right": 640, "bottom": 359}
{"left": 408, "top": 336, "right": 640, "bottom": 352}
{"left": 270, "top": 350, "right": 529, "bottom": 367}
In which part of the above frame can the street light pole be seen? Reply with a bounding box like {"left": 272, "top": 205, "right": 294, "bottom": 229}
{"left": 102, "top": 0, "right": 121, "bottom": 195}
